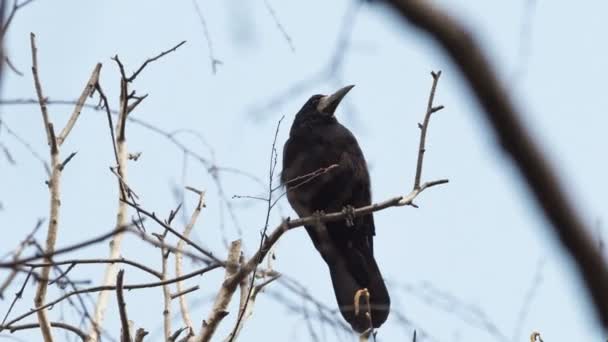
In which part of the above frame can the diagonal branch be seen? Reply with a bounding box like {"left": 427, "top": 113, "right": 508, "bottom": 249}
{"left": 385, "top": 0, "right": 608, "bottom": 327}
{"left": 127, "top": 40, "right": 186, "bottom": 82}
{"left": 198, "top": 240, "right": 242, "bottom": 342}
{"left": 57, "top": 63, "right": 102, "bottom": 146}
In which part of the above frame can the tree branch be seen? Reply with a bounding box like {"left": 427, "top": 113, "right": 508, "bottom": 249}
{"left": 115, "top": 270, "right": 131, "bottom": 342}
{"left": 30, "top": 32, "right": 58, "bottom": 342}
{"left": 56, "top": 63, "right": 101, "bottom": 146}
{"left": 198, "top": 240, "right": 241, "bottom": 342}
{"left": 385, "top": 0, "right": 608, "bottom": 326}
{"left": 176, "top": 188, "right": 206, "bottom": 332}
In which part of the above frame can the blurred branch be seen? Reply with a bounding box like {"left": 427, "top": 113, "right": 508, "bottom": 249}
{"left": 0, "top": 118, "right": 50, "bottom": 175}
{"left": 385, "top": 0, "right": 608, "bottom": 327}
{"left": 0, "top": 224, "right": 135, "bottom": 268}
{"left": 248, "top": 0, "right": 361, "bottom": 120}
{"left": 263, "top": 0, "right": 295, "bottom": 52}
{"left": 0, "top": 218, "right": 43, "bottom": 298}
{"left": 191, "top": 0, "right": 222, "bottom": 73}
{"left": 1, "top": 0, "right": 37, "bottom": 77}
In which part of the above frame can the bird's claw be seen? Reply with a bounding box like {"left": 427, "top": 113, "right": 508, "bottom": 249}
{"left": 312, "top": 210, "right": 326, "bottom": 220}
{"left": 342, "top": 205, "right": 356, "bottom": 227}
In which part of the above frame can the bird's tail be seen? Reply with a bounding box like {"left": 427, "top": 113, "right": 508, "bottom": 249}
{"left": 327, "top": 247, "right": 390, "bottom": 333}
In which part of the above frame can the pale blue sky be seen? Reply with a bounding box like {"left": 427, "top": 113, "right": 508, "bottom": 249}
{"left": 1, "top": 1, "right": 607, "bottom": 341}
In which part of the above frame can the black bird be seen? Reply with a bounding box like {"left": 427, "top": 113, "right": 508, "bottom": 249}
{"left": 281, "top": 85, "right": 390, "bottom": 333}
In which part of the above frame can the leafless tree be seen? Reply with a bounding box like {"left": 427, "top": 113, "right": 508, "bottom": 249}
{"left": 0, "top": 1, "right": 604, "bottom": 342}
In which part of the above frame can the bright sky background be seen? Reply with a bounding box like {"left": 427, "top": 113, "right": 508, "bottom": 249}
{"left": 1, "top": 1, "right": 607, "bottom": 341}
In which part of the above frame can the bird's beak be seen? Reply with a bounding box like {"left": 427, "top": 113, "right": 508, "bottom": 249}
{"left": 317, "top": 85, "right": 355, "bottom": 115}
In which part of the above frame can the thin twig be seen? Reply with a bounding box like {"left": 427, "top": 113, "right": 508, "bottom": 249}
{"left": 6, "top": 321, "right": 88, "bottom": 341}
{"left": 128, "top": 41, "right": 186, "bottom": 82}
{"left": 0, "top": 224, "right": 135, "bottom": 268}
{"left": 2, "top": 264, "right": 221, "bottom": 328}
{"left": 25, "top": 258, "right": 162, "bottom": 279}
{"left": 0, "top": 218, "right": 43, "bottom": 298}
{"left": 123, "top": 199, "right": 222, "bottom": 265}
{"left": 191, "top": 0, "right": 222, "bottom": 73}
{"left": 171, "top": 285, "right": 199, "bottom": 300}
{"left": 0, "top": 118, "right": 50, "bottom": 175}
{"left": 413, "top": 70, "right": 443, "bottom": 190}
{"left": 1, "top": 267, "right": 34, "bottom": 327}
{"left": 263, "top": 0, "right": 295, "bottom": 52}
{"left": 227, "top": 116, "right": 283, "bottom": 341}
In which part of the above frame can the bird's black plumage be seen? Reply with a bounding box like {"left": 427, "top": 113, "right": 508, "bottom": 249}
{"left": 281, "top": 86, "right": 390, "bottom": 333}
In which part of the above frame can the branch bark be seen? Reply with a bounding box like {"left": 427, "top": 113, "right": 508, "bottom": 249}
{"left": 30, "top": 32, "right": 57, "bottom": 342}
{"left": 176, "top": 189, "right": 206, "bottom": 332}
{"left": 115, "top": 270, "right": 131, "bottom": 342}
{"left": 198, "top": 240, "right": 242, "bottom": 342}
{"left": 89, "top": 59, "right": 131, "bottom": 342}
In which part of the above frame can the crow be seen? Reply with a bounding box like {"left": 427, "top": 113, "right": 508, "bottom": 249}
{"left": 281, "top": 85, "right": 390, "bottom": 333}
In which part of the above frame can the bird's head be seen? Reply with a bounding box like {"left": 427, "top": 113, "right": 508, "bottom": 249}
{"left": 291, "top": 85, "right": 354, "bottom": 132}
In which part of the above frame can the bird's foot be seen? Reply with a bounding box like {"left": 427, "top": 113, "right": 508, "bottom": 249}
{"left": 342, "top": 205, "right": 356, "bottom": 227}
{"left": 312, "top": 210, "right": 326, "bottom": 223}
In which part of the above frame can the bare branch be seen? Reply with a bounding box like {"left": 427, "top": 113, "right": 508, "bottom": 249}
{"left": 57, "top": 63, "right": 102, "bottom": 146}
{"left": 6, "top": 321, "right": 88, "bottom": 341}
{"left": 263, "top": 0, "right": 295, "bottom": 52}
{"left": 115, "top": 270, "right": 131, "bottom": 342}
{"left": 1, "top": 264, "right": 220, "bottom": 328}
{"left": 171, "top": 285, "right": 200, "bottom": 300}
{"left": 191, "top": 0, "right": 222, "bottom": 73}
{"left": 90, "top": 55, "right": 133, "bottom": 339}
{"left": 1, "top": 0, "right": 36, "bottom": 38}
{"left": 413, "top": 70, "right": 443, "bottom": 190}
{"left": 0, "top": 224, "right": 134, "bottom": 268}
{"left": 25, "top": 258, "right": 162, "bottom": 279}
{"left": 128, "top": 41, "right": 186, "bottom": 82}
{"left": 158, "top": 235, "right": 172, "bottom": 341}
{"left": 29, "top": 33, "right": 53, "bottom": 150}
{"left": 0, "top": 218, "right": 43, "bottom": 298}
{"left": 176, "top": 189, "right": 206, "bottom": 331}
{"left": 198, "top": 240, "right": 241, "bottom": 342}
{"left": 59, "top": 151, "right": 77, "bottom": 171}
{"left": 30, "top": 32, "right": 60, "bottom": 342}
{"left": 1, "top": 267, "right": 34, "bottom": 327}
{"left": 123, "top": 199, "right": 221, "bottom": 265}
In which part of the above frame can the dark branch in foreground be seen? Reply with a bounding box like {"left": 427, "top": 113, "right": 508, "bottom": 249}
{"left": 385, "top": 0, "right": 608, "bottom": 327}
